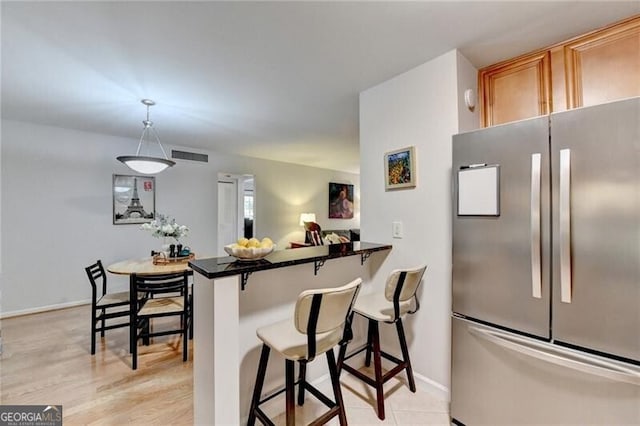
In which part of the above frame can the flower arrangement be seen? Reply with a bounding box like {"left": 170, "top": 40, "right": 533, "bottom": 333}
{"left": 140, "top": 214, "right": 189, "bottom": 241}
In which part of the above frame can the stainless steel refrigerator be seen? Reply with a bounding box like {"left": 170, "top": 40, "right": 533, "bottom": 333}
{"left": 451, "top": 97, "right": 640, "bottom": 425}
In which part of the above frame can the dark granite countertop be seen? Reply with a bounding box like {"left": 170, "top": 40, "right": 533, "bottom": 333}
{"left": 189, "top": 241, "right": 392, "bottom": 280}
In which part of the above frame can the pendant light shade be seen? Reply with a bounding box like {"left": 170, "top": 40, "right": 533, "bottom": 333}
{"left": 117, "top": 99, "right": 175, "bottom": 174}
{"left": 116, "top": 155, "right": 175, "bottom": 174}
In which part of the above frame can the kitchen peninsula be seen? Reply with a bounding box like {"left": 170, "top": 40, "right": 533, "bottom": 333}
{"left": 189, "top": 242, "right": 392, "bottom": 424}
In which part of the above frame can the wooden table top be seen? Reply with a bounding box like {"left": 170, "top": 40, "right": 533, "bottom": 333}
{"left": 107, "top": 257, "right": 193, "bottom": 275}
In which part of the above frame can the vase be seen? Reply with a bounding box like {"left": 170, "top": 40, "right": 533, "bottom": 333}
{"left": 160, "top": 236, "right": 177, "bottom": 256}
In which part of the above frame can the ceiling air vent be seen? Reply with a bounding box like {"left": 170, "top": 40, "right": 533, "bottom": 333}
{"left": 171, "top": 150, "right": 208, "bottom": 163}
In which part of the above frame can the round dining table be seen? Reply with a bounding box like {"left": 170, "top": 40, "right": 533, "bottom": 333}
{"left": 107, "top": 256, "right": 194, "bottom": 276}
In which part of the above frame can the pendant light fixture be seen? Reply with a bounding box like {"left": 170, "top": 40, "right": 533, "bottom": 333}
{"left": 117, "top": 99, "right": 175, "bottom": 174}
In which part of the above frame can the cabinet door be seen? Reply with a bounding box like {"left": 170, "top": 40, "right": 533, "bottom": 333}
{"left": 479, "top": 51, "right": 551, "bottom": 127}
{"left": 564, "top": 17, "right": 640, "bottom": 108}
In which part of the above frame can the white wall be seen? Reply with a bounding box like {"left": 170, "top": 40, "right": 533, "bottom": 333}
{"left": 0, "top": 120, "right": 359, "bottom": 315}
{"left": 456, "top": 51, "right": 480, "bottom": 133}
{"left": 359, "top": 49, "right": 477, "bottom": 400}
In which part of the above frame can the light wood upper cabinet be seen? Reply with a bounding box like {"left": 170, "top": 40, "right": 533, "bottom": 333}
{"left": 480, "top": 15, "right": 640, "bottom": 127}
{"left": 479, "top": 52, "right": 551, "bottom": 127}
{"left": 563, "top": 18, "right": 640, "bottom": 109}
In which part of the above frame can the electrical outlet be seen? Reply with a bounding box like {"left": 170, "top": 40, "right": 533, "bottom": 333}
{"left": 392, "top": 221, "right": 403, "bottom": 238}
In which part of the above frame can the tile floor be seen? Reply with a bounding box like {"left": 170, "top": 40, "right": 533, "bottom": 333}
{"left": 263, "top": 365, "right": 451, "bottom": 425}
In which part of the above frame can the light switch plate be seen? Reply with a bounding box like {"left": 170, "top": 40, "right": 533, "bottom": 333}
{"left": 392, "top": 221, "right": 403, "bottom": 238}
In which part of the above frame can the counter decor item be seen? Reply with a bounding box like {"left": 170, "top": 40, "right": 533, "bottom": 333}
{"left": 224, "top": 237, "right": 275, "bottom": 261}
{"left": 152, "top": 251, "right": 195, "bottom": 265}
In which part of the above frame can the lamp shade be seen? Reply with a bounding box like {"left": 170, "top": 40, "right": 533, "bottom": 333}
{"left": 117, "top": 99, "right": 175, "bottom": 175}
{"left": 299, "top": 213, "right": 316, "bottom": 226}
{"left": 117, "top": 155, "right": 175, "bottom": 175}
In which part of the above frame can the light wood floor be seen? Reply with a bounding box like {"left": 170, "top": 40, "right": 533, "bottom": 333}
{"left": 1, "top": 305, "right": 450, "bottom": 425}
{"left": 0, "top": 305, "right": 193, "bottom": 425}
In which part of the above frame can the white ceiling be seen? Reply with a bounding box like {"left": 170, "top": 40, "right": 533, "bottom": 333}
{"left": 2, "top": 1, "right": 638, "bottom": 173}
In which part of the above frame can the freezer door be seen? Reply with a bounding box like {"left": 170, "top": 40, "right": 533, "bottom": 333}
{"left": 452, "top": 116, "right": 550, "bottom": 338}
{"left": 451, "top": 316, "right": 640, "bottom": 425}
{"left": 551, "top": 97, "right": 640, "bottom": 362}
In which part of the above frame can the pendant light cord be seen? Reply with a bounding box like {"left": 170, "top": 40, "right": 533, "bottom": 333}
{"left": 134, "top": 101, "right": 170, "bottom": 160}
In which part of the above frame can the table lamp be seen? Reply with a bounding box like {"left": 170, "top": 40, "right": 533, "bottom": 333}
{"left": 299, "top": 213, "right": 316, "bottom": 226}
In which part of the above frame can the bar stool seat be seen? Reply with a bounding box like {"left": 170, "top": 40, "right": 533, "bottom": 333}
{"left": 257, "top": 321, "right": 346, "bottom": 362}
{"left": 248, "top": 278, "right": 362, "bottom": 426}
{"left": 338, "top": 265, "right": 427, "bottom": 421}
{"left": 352, "top": 291, "right": 415, "bottom": 322}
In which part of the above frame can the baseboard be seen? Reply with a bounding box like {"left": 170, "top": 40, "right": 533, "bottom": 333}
{"left": 413, "top": 371, "right": 450, "bottom": 403}
{"left": 276, "top": 353, "right": 450, "bottom": 403}
{"left": 0, "top": 299, "right": 90, "bottom": 319}
{"left": 237, "top": 349, "right": 450, "bottom": 424}
{"left": 344, "top": 339, "right": 451, "bottom": 403}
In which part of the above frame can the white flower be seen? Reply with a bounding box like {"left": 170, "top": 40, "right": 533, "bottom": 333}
{"left": 140, "top": 213, "right": 189, "bottom": 240}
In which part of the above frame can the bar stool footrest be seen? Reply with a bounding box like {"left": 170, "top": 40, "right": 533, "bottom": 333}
{"left": 341, "top": 350, "right": 409, "bottom": 386}
{"left": 302, "top": 382, "right": 337, "bottom": 409}
{"left": 257, "top": 377, "right": 328, "bottom": 405}
{"left": 254, "top": 408, "right": 276, "bottom": 426}
{"left": 309, "top": 407, "right": 341, "bottom": 426}
{"left": 259, "top": 385, "right": 290, "bottom": 406}
{"left": 341, "top": 343, "right": 369, "bottom": 362}
{"left": 380, "top": 350, "right": 403, "bottom": 365}
{"left": 341, "top": 363, "right": 377, "bottom": 387}
{"left": 257, "top": 380, "right": 338, "bottom": 413}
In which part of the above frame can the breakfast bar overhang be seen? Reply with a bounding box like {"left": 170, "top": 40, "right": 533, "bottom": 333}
{"left": 189, "top": 242, "right": 392, "bottom": 424}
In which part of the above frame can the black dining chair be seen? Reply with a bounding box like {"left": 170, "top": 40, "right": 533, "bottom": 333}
{"left": 129, "top": 271, "right": 191, "bottom": 370}
{"left": 85, "top": 260, "right": 136, "bottom": 355}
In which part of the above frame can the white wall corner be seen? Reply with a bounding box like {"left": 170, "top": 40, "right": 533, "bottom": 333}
{"left": 456, "top": 50, "right": 480, "bottom": 133}
{"left": 359, "top": 48, "right": 460, "bottom": 393}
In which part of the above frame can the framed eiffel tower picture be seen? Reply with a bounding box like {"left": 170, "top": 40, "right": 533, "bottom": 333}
{"left": 112, "top": 174, "right": 156, "bottom": 225}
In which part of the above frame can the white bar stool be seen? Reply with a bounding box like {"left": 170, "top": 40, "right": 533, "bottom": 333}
{"left": 247, "top": 278, "right": 362, "bottom": 426}
{"left": 337, "top": 265, "right": 427, "bottom": 420}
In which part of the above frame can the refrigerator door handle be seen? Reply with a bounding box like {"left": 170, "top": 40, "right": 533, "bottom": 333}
{"left": 559, "top": 148, "right": 572, "bottom": 303}
{"left": 530, "top": 153, "right": 542, "bottom": 299}
{"left": 468, "top": 325, "right": 640, "bottom": 386}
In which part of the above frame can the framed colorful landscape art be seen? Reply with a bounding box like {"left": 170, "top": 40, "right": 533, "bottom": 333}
{"left": 384, "top": 146, "right": 416, "bottom": 190}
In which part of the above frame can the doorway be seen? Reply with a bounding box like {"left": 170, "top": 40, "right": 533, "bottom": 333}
{"left": 217, "top": 173, "right": 255, "bottom": 256}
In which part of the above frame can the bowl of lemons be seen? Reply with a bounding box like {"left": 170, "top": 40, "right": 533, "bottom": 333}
{"left": 224, "top": 237, "right": 275, "bottom": 261}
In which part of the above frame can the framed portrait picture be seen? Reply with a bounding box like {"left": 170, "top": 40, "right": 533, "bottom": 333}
{"left": 329, "top": 182, "right": 355, "bottom": 219}
{"left": 384, "top": 146, "right": 416, "bottom": 190}
{"left": 112, "top": 174, "right": 156, "bottom": 225}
